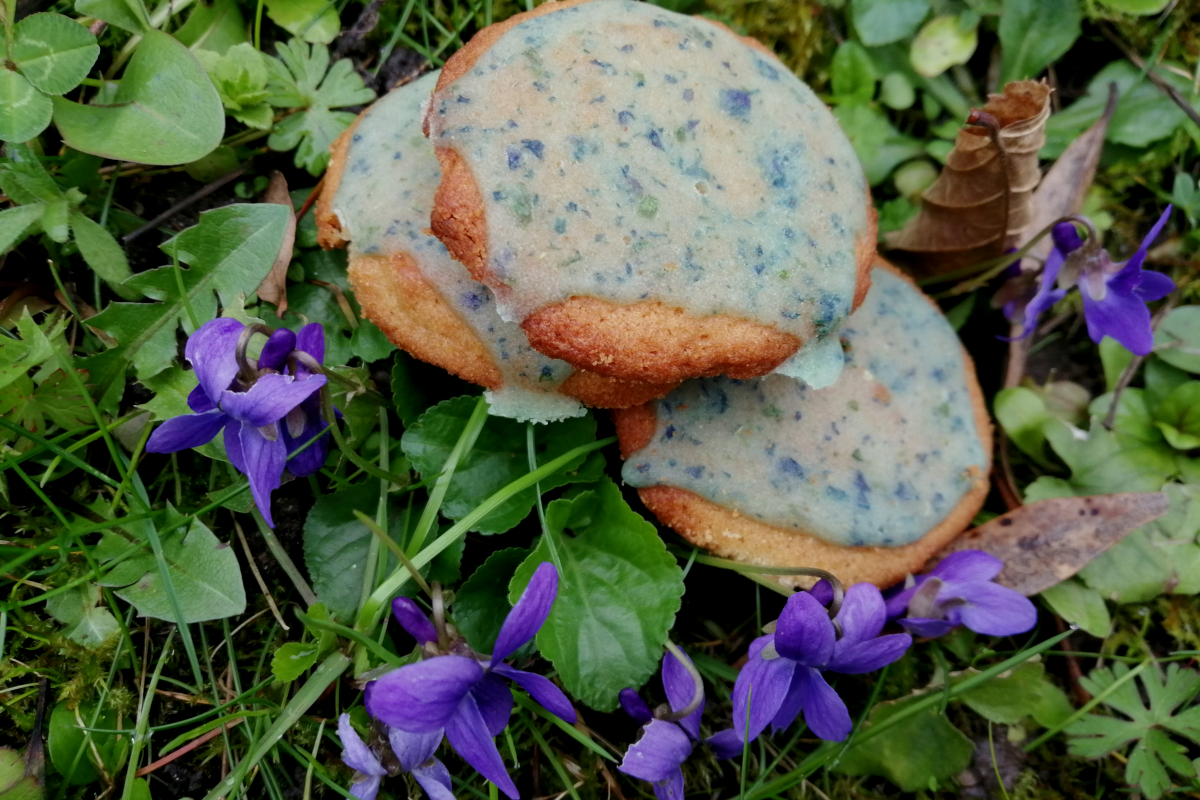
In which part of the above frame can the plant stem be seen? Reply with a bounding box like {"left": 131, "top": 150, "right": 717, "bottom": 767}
{"left": 252, "top": 507, "right": 317, "bottom": 606}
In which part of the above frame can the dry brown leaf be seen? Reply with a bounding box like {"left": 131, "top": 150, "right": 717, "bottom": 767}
{"left": 1023, "top": 83, "right": 1118, "bottom": 265}
{"left": 886, "top": 80, "right": 1052, "bottom": 274}
{"left": 258, "top": 171, "right": 296, "bottom": 317}
{"left": 931, "top": 492, "right": 1169, "bottom": 596}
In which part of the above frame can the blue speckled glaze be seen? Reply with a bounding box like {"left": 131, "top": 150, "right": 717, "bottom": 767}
{"left": 621, "top": 268, "right": 987, "bottom": 548}
{"left": 331, "top": 71, "right": 584, "bottom": 421}
{"left": 428, "top": 0, "right": 870, "bottom": 370}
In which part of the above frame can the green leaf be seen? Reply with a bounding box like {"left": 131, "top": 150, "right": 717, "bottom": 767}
{"left": 52, "top": 29, "right": 224, "bottom": 165}
{"left": 176, "top": 0, "right": 248, "bottom": 54}
{"left": 401, "top": 397, "right": 602, "bottom": 534}
{"left": 1153, "top": 382, "right": 1200, "bottom": 450}
{"left": 1068, "top": 663, "right": 1200, "bottom": 798}
{"left": 832, "top": 104, "right": 924, "bottom": 185}
{"left": 11, "top": 13, "right": 99, "bottom": 95}
{"left": 954, "top": 661, "right": 1072, "bottom": 727}
{"left": 84, "top": 204, "right": 288, "bottom": 385}
{"left": 453, "top": 547, "right": 528, "bottom": 653}
{"left": 391, "top": 352, "right": 434, "bottom": 429}
{"left": 0, "top": 143, "right": 64, "bottom": 204}
{"left": 102, "top": 517, "right": 247, "bottom": 622}
{"left": 45, "top": 582, "right": 120, "bottom": 649}
{"left": 510, "top": 479, "right": 684, "bottom": 711}
{"left": 41, "top": 198, "right": 69, "bottom": 243}
{"left": 1090, "top": 389, "right": 1163, "bottom": 449}
{"left": 830, "top": 41, "right": 876, "bottom": 104}
{"left": 998, "top": 0, "right": 1080, "bottom": 84}
{"left": 1096, "top": 0, "right": 1170, "bottom": 12}
{"left": 47, "top": 701, "right": 129, "bottom": 785}
{"left": 303, "top": 481, "right": 458, "bottom": 623}
{"left": 0, "top": 747, "right": 43, "bottom": 800}
{"left": 0, "top": 70, "right": 53, "bottom": 143}
{"left": 264, "top": 248, "right": 357, "bottom": 365}
{"left": 0, "top": 204, "right": 44, "bottom": 253}
{"left": 271, "top": 641, "right": 320, "bottom": 682}
{"left": 1100, "top": 336, "right": 1135, "bottom": 393}
{"left": 196, "top": 43, "right": 272, "bottom": 129}
{"left": 836, "top": 700, "right": 973, "bottom": 791}
{"left": 264, "top": 0, "right": 340, "bottom": 44}
{"left": 1040, "top": 578, "right": 1111, "bottom": 637}
{"left": 879, "top": 71, "right": 916, "bottom": 110}
{"left": 264, "top": 40, "right": 374, "bottom": 174}
{"left": 69, "top": 208, "right": 133, "bottom": 290}
{"left": 1146, "top": 357, "right": 1191, "bottom": 409}
{"left": 849, "top": 0, "right": 930, "bottom": 46}
{"left": 1157, "top": 306, "right": 1200, "bottom": 374}
{"left": 909, "top": 14, "right": 978, "bottom": 78}
{"left": 994, "top": 387, "right": 1054, "bottom": 465}
{"left": 1043, "top": 418, "right": 1176, "bottom": 495}
{"left": 350, "top": 319, "right": 396, "bottom": 363}
{"left": 0, "top": 309, "right": 68, "bottom": 392}
{"left": 74, "top": 0, "right": 151, "bottom": 34}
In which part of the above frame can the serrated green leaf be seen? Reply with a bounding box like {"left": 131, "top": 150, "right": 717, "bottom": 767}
{"left": 74, "top": 0, "right": 151, "bottom": 34}
{"left": 11, "top": 13, "right": 99, "bottom": 96}
{"left": 52, "top": 29, "right": 224, "bottom": 165}
{"left": 102, "top": 517, "right": 246, "bottom": 622}
{"left": 1, "top": 143, "right": 63, "bottom": 203}
{"left": 176, "top": 0, "right": 248, "bottom": 54}
{"left": 0, "top": 309, "right": 68, "bottom": 392}
{"left": 836, "top": 700, "right": 973, "bottom": 791}
{"left": 47, "top": 701, "right": 129, "bottom": 785}
{"left": 69, "top": 208, "right": 133, "bottom": 290}
{"left": 271, "top": 641, "right": 320, "bottom": 682}
{"left": 453, "top": 547, "right": 528, "bottom": 653}
{"left": 1153, "top": 382, "right": 1200, "bottom": 450}
{"left": 998, "top": 0, "right": 1080, "bottom": 84}
{"left": 402, "top": 397, "right": 602, "bottom": 534}
{"left": 510, "top": 479, "right": 684, "bottom": 711}
{"left": 0, "top": 70, "right": 52, "bottom": 143}
{"left": 264, "top": 0, "right": 340, "bottom": 44}
{"left": 0, "top": 204, "right": 44, "bottom": 253}
{"left": 84, "top": 204, "right": 288, "bottom": 386}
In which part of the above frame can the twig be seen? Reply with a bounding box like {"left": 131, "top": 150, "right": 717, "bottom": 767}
{"left": 596, "top": 759, "right": 628, "bottom": 800}
{"left": 122, "top": 164, "right": 250, "bottom": 243}
{"left": 296, "top": 177, "right": 324, "bottom": 223}
{"left": 234, "top": 519, "right": 289, "bottom": 631}
{"left": 1054, "top": 616, "right": 1092, "bottom": 706}
{"left": 136, "top": 717, "right": 245, "bottom": 776}
{"left": 1100, "top": 25, "right": 1200, "bottom": 132}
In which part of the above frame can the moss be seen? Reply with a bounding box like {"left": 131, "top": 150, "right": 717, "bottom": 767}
{"left": 702, "top": 0, "right": 827, "bottom": 77}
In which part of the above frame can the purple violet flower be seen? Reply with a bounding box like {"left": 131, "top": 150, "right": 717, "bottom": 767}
{"left": 617, "top": 649, "right": 705, "bottom": 800}
{"left": 1012, "top": 207, "right": 1174, "bottom": 356}
{"left": 145, "top": 319, "right": 329, "bottom": 527}
{"left": 365, "top": 563, "right": 575, "bottom": 799}
{"left": 885, "top": 550, "right": 1037, "bottom": 638}
{"left": 337, "top": 714, "right": 454, "bottom": 800}
{"left": 708, "top": 583, "right": 911, "bottom": 755}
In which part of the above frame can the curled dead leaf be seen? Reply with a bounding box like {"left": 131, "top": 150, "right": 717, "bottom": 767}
{"left": 258, "top": 171, "right": 296, "bottom": 317}
{"left": 887, "top": 80, "right": 1052, "bottom": 275}
{"left": 932, "top": 492, "right": 1169, "bottom": 596}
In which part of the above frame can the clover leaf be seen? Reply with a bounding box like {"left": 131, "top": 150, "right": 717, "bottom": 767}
{"left": 0, "top": 12, "right": 99, "bottom": 142}
{"left": 1068, "top": 663, "right": 1200, "bottom": 799}
{"left": 265, "top": 39, "right": 374, "bottom": 175}
{"left": 197, "top": 43, "right": 274, "bottom": 130}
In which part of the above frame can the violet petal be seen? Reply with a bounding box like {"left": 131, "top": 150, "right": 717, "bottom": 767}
{"left": 350, "top": 775, "right": 381, "bottom": 800}
{"left": 775, "top": 591, "right": 835, "bottom": 665}
{"left": 661, "top": 649, "right": 703, "bottom": 740}
{"left": 931, "top": 550, "right": 1003, "bottom": 583}
{"left": 224, "top": 420, "right": 246, "bottom": 474}
{"left": 768, "top": 667, "right": 807, "bottom": 734}
{"left": 620, "top": 689, "right": 653, "bottom": 725}
{"left": 187, "top": 383, "right": 216, "bottom": 413}
{"left": 731, "top": 635, "right": 796, "bottom": 743}
{"left": 1133, "top": 269, "right": 1175, "bottom": 303}
{"left": 337, "top": 714, "right": 388, "bottom": 777}
{"left": 219, "top": 373, "right": 327, "bottom": 427}
{"left": 947, "top": 581, "right": 1038, "bottom": 636}
{"left": 238, "top": 423, "right": 287, "bottom": 528}
{"left": 366, "top": 655, "right": 483, "bottom": 732}
{"left": 387, "top": 726, "right": 443, "bottom": 773}
{"left": 1051, "top": 222, "right": 1084, "bottom": 254}
{"left": 491, "top": 561, "right": 557, "bottom": 664}
{"left": 832, "top": 583, "right": 886, "bottom": 647}
{"left": 471, "top": 673, "right": 514, "bottom": 737}
{"left": 796, "top": 668, "right": 852, "bottom": 742}
{"left": 445, "top": 692, "right": 519, "bottom": 799}
{"left": 827, "top": 632, "right": 912, "bottom": 674}
{"left": 492, "top": 663, "right": 576, "bottom": 724}
{"left": 1080, "top": 278, "right": 1155, "bottom": 355}
{"left": 1123, "top": 205, "right": 1173, "bottom": 274}
{"left": 258, "top": 328, "right": 297, "bottom": 373}
{"left": 186, "top": 318, "right": 243, "bottom": 401}
{"left": 650, "top": 768, "right": 685, "bottom": 800}
{"left": 145, "top": 410, "right": 227, "bottom": 453}
{"left": 706, "top": 728, "right": 744, "bottom": 760}
{"left": 899, "top": 616, "right": 957, "bottom": 638}
{"left": 412, "top": 759, "right": 457, "bottom": 800}
{"left": 297, "top": 322, "right": 326, "bottom": 364}
{"left": 392, "top": 597, "right": 438, "bottom": 646}
{"left": 617, "top": 719, "right": 692, "bottom": 782}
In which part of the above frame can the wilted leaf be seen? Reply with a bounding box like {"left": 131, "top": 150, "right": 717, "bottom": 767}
{"left": 1024, "top": 83, "right": 1116, "bottom": 265}
{"left": 886, "top": 80, "right": 1051, "bottom": 274}
{"left": 257, "top": 171, "right": 295, "bottom": 315}
{"left": 934, "top": 492, "right": 1170, "bottom": 595}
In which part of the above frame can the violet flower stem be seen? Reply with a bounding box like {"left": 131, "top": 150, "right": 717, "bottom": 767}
{"left": 252, "top": 506, "right": 317, "bottom": 606}
{"left": 657, "top": 640, "right": 704, "bottom": 723}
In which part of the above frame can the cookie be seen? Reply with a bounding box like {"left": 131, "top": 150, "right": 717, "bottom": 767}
{"left": 426, "top": 0, "right": 876, "bottom": 388}
{"left": 613, "top": 263, "right": 992, "bottom": 589}
{"left": 316, "top": 70, "right": 676, "bottom": 419}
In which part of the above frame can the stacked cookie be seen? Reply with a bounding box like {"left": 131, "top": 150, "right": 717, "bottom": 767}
{"left": 318, "top": 0, "right": 990, "bottom": 585}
